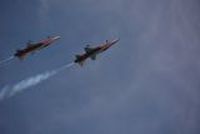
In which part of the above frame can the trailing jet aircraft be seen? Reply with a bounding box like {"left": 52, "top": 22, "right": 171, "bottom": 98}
{"left": 74, "top": 38, "right": 119, "bottom": 66}
{"left": 14, "top": 36, "right": 61, "bottom": 59}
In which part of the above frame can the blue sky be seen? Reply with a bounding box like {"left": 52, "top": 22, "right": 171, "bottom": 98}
{"left": 0, "top": 0, "right": 200, "bottom": 134}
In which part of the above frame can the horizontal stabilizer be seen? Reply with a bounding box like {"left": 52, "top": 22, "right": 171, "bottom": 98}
{"left": 75, "top": 55, "right": 85, "bottom": 66}
{"left": 84, "top": 47, "right": 93, "bottom": 53}
{"left": 78, "top": 61, "right": 84, "bottom": 66}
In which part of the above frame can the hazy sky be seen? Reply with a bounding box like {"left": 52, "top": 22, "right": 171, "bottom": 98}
{"left": 0, "top": 0, "right": 200, "bottom": 134}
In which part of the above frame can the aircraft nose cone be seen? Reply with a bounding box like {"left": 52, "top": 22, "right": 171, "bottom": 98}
{"left": 53, "top": 36, "right": 61, "bottom": 40}
{"left": 110, "top": 38, "right": 120, "bottom": 45}
{"left": 114, "top": 38, "right": 120, "bottom": 43}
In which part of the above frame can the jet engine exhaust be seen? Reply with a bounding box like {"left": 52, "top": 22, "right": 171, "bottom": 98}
{"left": 0, "top": 62, "right": 74, "bottom": 101}
{"left": 0, "top": 56, "right": 14, "bottom": 66}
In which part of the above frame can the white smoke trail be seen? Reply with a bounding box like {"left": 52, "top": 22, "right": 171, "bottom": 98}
{"left": 0, "top": 86, "right": 8, "bottom": 101}
{"left": 0, "top": 62, "right": 74, "bottom": 101}
{"left": 0, "top": 56, "right": 14, "bottom": 66}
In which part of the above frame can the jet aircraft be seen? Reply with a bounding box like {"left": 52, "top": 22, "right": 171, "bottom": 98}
{"left": 74, "top": 38, "right": 119, "bottom": 66}
{"left": 14, "top": 36, "right": 61, "bottom": 59}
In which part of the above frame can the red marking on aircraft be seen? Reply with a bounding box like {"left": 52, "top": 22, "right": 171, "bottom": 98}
{"left": 74, "top": 38, "right": 119, "bottom": 66}
{"left": 14, "top": 36, "right": 61, "bottom": 59}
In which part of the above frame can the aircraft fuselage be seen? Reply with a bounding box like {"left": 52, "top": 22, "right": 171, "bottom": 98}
{"left": 74, "top": 38, "right": 119, "bottom": 66}
{"left": 14, "top": 36, "right": 60, "bottom": 59}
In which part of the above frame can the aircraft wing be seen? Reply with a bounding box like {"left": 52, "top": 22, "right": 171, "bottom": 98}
{"left": 84, "top": 47, "right": 93, "bottom": 53}
{"left": 90, "top": 54, "right": 96, "bottom": 60}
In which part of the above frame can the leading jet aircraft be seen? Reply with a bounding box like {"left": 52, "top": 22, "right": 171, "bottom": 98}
{"left": 14, "top": 36, "right": 61, "bottom": 59}
{"left": 74, "top": 38, "right": 119, "bottom": 66}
